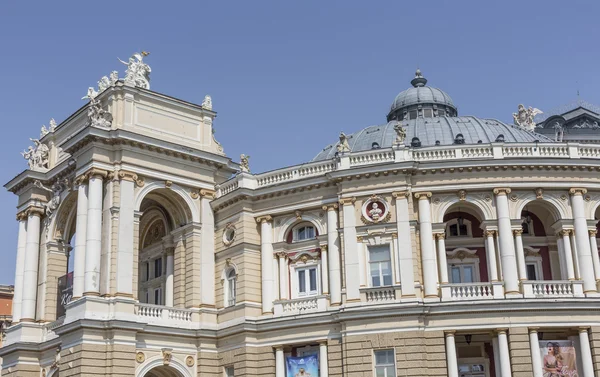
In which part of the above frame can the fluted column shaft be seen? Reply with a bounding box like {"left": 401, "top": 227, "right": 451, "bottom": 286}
{"left": 258, "top": 216, "right": 274, "bottom": 313}
{"left": 324, "top": 205, "right": 341, "bottom": 304}
{"left": 73, "top": 181, "right": 88, "bottom": 298}
{"left": 485, "top": 230, "right": 499, "bottom": 281}
{"left": 84, "top": 171, "right": 105, "bottom": 295}
{"left": 416, "top": 192, "right": 437, "bottom": 297}
{"left": 494, "top": 189, "right": 519, "bottom": 294}
{"left": 570, "top": 188, "right": 596, "bottom": 293}
{"left": 22, "top": 209, "right": 43, "bottom": 321}
{"left": 12, "top": 214, "right": 28, "bottom": 322}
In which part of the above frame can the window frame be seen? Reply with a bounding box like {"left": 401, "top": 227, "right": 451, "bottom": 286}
{"left": 154, "top": 287, "right": 162, "bottom": 305}
{"left": 446, "top": 218, "right": 472, "bottom": 238}
{"left": 373, "top": 349, "right": 396, "bottom": 377}
{"left": 524, "top": 249, "right": 543, "bottom": 280}
{"left": 367, "top": 244, "right": 393, "bottom": 288}
{"left": 224, "top": 366, "right": 234, "bottom": 377}
{"left": 449, "top": 263, "right": 477, "bottom": 284}
{"left": 154, "top": 258, "right": 163, "bottom": 278}
{"left": 296, "top": 266, "right": 319, "bottom": 297}
{"left": 225, "top": 268, "right": 237, "bottom": 307}
{"left": 292, "top": 224, "right": 317, "bottom": 243}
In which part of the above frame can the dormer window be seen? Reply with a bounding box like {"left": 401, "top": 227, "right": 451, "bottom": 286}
{"left": 446, "top": 218, "right": 471, "bottom": 238}
{"left": 293, "top": 225, "right": 316, "bottom": 242}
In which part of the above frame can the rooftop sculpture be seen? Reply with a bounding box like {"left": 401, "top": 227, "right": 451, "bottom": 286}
{"left": 22, "top": 138, "right": 49, "bottom": 171}
{"left": 119, "top": 51, "right": 151, "bottom": 90}
{"left": 513, "top": 104, "right": 543, "bottom": 131}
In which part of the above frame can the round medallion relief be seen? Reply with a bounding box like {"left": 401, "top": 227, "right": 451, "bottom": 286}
{"left": 361, "top": 196, "right": 390, "bottom": 223}
{"left": 136, "top": 352, "right": 145, "bottom": 363}
{"left": 222, "top": 224, "right": 236, "bottom": 246}
{"left": 186, "top": 356, "right": 195, "bottom": 367}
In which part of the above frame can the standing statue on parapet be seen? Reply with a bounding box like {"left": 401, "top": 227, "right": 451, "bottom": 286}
{"left": 393, "top": 123, "right": 407, "bottom": 144}
{"left": 119, "top": 51, "right": 151, "bottom": 89}
{"left": 337, "top": 132, "right": 351, "bottom": 153}
{"left": 202, "top": 95, "right": 213, "bottom": 110}
{"left": 513, "top": 104, "right": 543, "bottom": 131}
{"left": 240, "top": 154, "right": 250, "bottom": 173}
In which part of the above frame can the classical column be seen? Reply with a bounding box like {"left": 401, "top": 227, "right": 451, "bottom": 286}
{"left": 340, "top": 197, "right": 360, "bottom": 301}
{"left": 578, "top": 327, "right": 594, "bottom": 377}
{"left": 496, "top": 329, "right": 512, "bottom": 377}
{"left": 570, "top": 188, "right": 596, "bottom": 293}
{"left": 72, "top": 178, "right": 88, "bottom": 299}
{"left": 277, "top": 252, "right": 288, "bottom": 300}
{"left": 485, "top": 230, "right": 499, "bottom": 281}
{"left": 588, "top": 230, "right": 600, "bottom": 282}
{"left": 199, "top": 189, "right": 216, "bottom": 306}
{"left": 21, "top": 207, "right": 43, "bottom": 321}
{"left": 513, "top": 229, "right": 527, "bottom": 281}
{"left": 275, "top": 346, "right": 285, "bottom": 377}
{"left": 320, "top": 245, "right": 329, "bottom": 295}
{"left": 393, "top": 191, "right": 416, "bottom": 297}
{"left": 529, "top": 328, "right": 543, "bottom": 377}
{"left": 165, "top": 249, "right": 174, "bottom": 307}
{"left": 319, "top": 342, "right": 329, "bottom": 377}
{"left": 12, "top": 212, "right": 28, "bottom": 322}
{"left": 115, "top": 171, "right": 136, "bottom": 298}
{"left": 445, "top": 331, "right": 459, "bottom": 377}
{"left": 436, "top": 233, "right": 448, "bottom": 284}
{"left": 323, "top": 204, "right": 341, "bottom": 304}
{"left": 560, "top": 230, "right": 576, "bottom": 280}
{"left": 273, "top": 254, "right": 280, "bottom": 301}
{"left": 492, "top": 335, "right": 502, "bottom": 377}
{"left": 84, "top": 169, "right": 106, "bottom": 296}
{"left": 257, "top": 216, "right": 274, "bottom": 313}
{"left": 494, "top": 188, "right": 519, "bottom": 294}
{"left": 415, "top": 192, "right": 437, "bottom": 297}
{"left": 357, "top": 237, "right": 366, "bottom": 287}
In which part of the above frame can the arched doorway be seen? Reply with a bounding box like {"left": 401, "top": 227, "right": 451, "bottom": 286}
{"left": 144, "top": 365, "right": 184, "bottom": 377}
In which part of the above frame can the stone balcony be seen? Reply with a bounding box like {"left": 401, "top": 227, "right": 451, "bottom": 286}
{"left": 273, "top": 295, "right": 328, "bottom": 316}
{"left": 441, "top": 282, "right": 504, "bottom": 301}
{"left": 522, "top": 280, "right": 584, "bottom": 298}
{"left": 359, "top": 286, "right": 402, "bottom": 304}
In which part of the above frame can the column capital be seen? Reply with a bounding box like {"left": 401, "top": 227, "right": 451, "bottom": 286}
{"left": 338, "top": 197, "right": 356, "bottom": 206}
{"left": 25, "top": 206, "right": 45, "bottom": 217}
{"left": 322, "top": 203, "right": 339, "bottom": 211}
{"left": 16, "top": 211, "right": 28, "bottom": 221}
{"left": 569, "top": 187, "right": 588, "bottom": 196}
{"left": 84, "top": 167, "right": 109, "bottom": 180}
{"left": 513, "top": 229, "right": 523, "bottom": 236}
{"left": 117, "top": 170, "right": 138, "bottom": 182}
{"left": 413, "top": 191, "right": 432, "bottom": 200}
{"left": 273, "top": 345, "right": 285, "bottom": 351}
{"left": 493, "top": 187, "right": 512, "bottom": 195}
{"left": 200, "top": 189, "right": 216, "bottom": 199}
{"left": 559, "top": 229, "right": 572, "bottom": 237}
{"left": 357, "top": 236, "right": 363, "bottom": 242}
{"left": 495, "top": 328, "right": 509, "bottom": 335}
{"left": 485, "top": 230, "right": 496, "bottom": 237}
{"left": 275, "top": 251, "right": 288, "bottom": 259}
{"left": 528, "top": 327, "right": 540, "bottom": 333}
{"left": 320, "top": 244, "right": 328, "bottom": 252}
{"left": 256, "top": 215, "right": 273, "bottom": 224}
{"left": 435, "top": 232, "right": 446, "bottom": 240}
{"left": 74, "top": 174, "right": 88, "bottom": 186}
{"left": 589, "top": 229, "right": 598, "bottom": 237}
{"left": 444, "top": 330, "right": 456, "bottom": 335}
{"left": 392, "top": 191, "right": 410, "bottom": 199}
{"left": 579, "top": 326, "right": 590, "bottom": 333}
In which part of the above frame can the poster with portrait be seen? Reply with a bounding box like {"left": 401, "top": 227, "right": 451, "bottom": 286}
{"left": 538, "top": 340, "right": 579, "bottom": 377}
{"left": 285, "top": 353, "right": 319, "bottom": 377}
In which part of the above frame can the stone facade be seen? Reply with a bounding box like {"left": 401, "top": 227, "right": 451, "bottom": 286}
{"left": 3, "top": 65, "right": 600, "bottom": 377}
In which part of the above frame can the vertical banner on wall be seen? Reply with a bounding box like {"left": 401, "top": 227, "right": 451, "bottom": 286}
{"left": 538, "top": 340, "right": 579, "bottom": 377}
{"left": 286, "top": 353, "right": 319, "bottom": 377}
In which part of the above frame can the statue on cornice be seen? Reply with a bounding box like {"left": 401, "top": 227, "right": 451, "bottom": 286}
{"left": 393, "top": 123, "right": 407, "bottom": 144}
{"left": 109, "top": 70, "right": 119, "bottom": 84}
{"left": 22, "top": 138, "right": 49, "bottom": 171}
{"left": 337, "top": 132, "right": 350, "bottom": 153}
{"left": 82, "top": 87, "right": 98, "bottom": 101}
{"left": 40, "top": 118, "right": 58, "bottom": 138}
{"left": 201, "top": 95, "right": 212, "bottom": 110}
{"left": 49, "top": 118, "right": 57, "bottom": 132}
{"left": 86, "top": 97, "right": 113, "bottom": 129}
{"left": 34, "top": 180, "right": 66, "bottom": 217}
{"left": 119, "top": 51, "right": 151, "bottom": 89}
{"left": 98, "top": 75, "right": 111, "bottom": 92}
{"left": 513, "top": 104, "right": 542, "bottom": 131}
{"left": 240, "top": 154, "right": 250, "bottom": 173}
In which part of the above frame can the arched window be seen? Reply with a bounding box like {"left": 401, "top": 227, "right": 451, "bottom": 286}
{"left": 446, "top": 218, "right": 471, "bottom": 238}
{"left": 293, "top": 224, "right": 316, "bottom": 242}
{"left": 225, "top": 269, "right": 237, "bottom": 307}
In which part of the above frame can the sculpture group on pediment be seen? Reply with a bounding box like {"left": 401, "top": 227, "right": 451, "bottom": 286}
{"left": 119, "top": 51, "right": 151, "bottom": 89}
{"left": 86, "top": 97, "right": 113, "bottom": 129}
{"left": 40, "top": 118, "right": 57, "bottom": 138}
{"left": 22, "top": 138, "right": 49, "bottom": 171}
{"left": 513, "top": 104, "right": 543, "bottom": 131}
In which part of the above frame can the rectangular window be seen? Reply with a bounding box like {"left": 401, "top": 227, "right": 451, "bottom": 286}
{"left": 450, "top": 264, "right": 475, "bottom": 284}
{"left": 449, "top": 223, "right": 468, "bottom": 237}
{"left": 224, "top": 366, "right": 234, "bottom": 377}
{"left": 297, "top": 267, "right": 318, "bottom": 296}
{"left": 526, "top": 263, "right": 538, "bottom": 280}
{"left": 145, "top": 291, "right": 149, "bottom": 304}
{"left": 154, "top": 288, "right": 162, "bottom": 305}
{"left": 423, "top": 109, "right": 433, "bottom": 117}
{"left": 369, "top": 245, "right": 393, "bottom": 287}
{"left": 145, "top": 262, "right": 150, "bottom": 281}
{"left": 374, "top": 349, "right": 396, "bottom": 377}
{"left": 154, "top": 258, "right": 162, "bottom": 278}
{"left": 409, "top": 110, "right": 417, "bottom": 120}
{"left": 438, "top": 109, "right": 445, "bottom": 117}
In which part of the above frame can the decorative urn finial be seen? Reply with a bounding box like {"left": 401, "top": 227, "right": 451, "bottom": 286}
{"left": 410, "top": 68, "right": 428, "bottom": 87}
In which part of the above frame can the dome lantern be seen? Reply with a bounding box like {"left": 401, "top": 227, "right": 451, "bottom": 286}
{"left": 410, "top": 69, "right": 427, "bottom": 88}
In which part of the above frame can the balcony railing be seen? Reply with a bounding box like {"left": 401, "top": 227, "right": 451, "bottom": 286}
{"left": 522, "top": 280, "right": 584, "bottom": 298}
{"left": 441, "top": 282, "right": 504, "bottom": 301}
{"left": 135, "top": 303, "right": 197, "bottom": 325}
{"left": 360, "top": 286, "right": 400, "bottom": 304}
{"left": 273, "top": 295, "right": 328, "bottom": 316}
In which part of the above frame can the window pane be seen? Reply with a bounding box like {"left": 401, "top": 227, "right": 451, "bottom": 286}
{"left": 459, "top": 224, "right": 468, "bottom": 236}
{"left": 298, "top": 270, "right": 306, "bottom": 293}
{"left": 369, "top": 246, "right": 390, "bottom": 262}
{"left": 375, "top": 367, "right": 385, "bottom": 377}
{"left": 298, "top": 227, "right": 306, "bottom": 240}
{"left": 386, "top": 366, "right": 396, "bottom": 377}
{"left": 526, "top": 264, "right": 537, "bottom": 280}
{"left": 463, "top": 266, "right": 473, "bottom": 283}
{"left": 382, "top": 262, "right": 392, "bottom": 286}
{"left": 309, "top": 268, "right": 317, "bottom": 291}
{"left": 370, "top": 263, "right": 381, "bottom": 287}
{"left": 383, "top": 274, "right": 393, "bottom": 286}
{"left": 451, "top": 267, "right": 461, "bottom": 283}
{"left": 449, "top": 224, "right": 458, "bottom": 237}
{"left": 307, "top": 227, "right": 315, "bottom": 239}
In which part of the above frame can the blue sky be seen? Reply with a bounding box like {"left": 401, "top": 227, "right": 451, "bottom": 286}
{"left": 1, "top": 1, "right": 599, "bottom": 284}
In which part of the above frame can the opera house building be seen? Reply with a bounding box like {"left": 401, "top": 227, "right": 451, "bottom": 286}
{"left": 3, "top": 54, "right": 600, "bottom": 377}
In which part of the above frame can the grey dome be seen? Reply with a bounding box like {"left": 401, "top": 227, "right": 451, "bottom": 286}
{"left": 312, "top": 117, "right": 553, "bottom": 161}
{"left": 390, "top": 85, "right": 456, "bottom": 112}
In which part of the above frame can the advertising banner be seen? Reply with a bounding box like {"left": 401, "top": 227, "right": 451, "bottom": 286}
{"left": 538, "top": 340, "right": 579, "bottom": 377}
{"left": 285, "top": 353, "right": 319, "bottom": 377}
